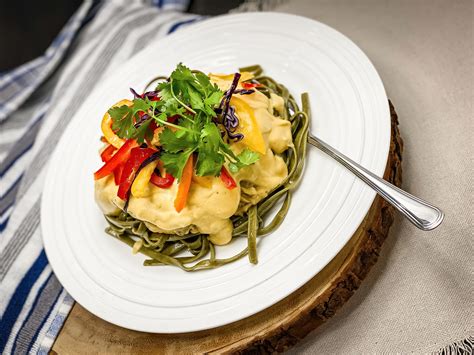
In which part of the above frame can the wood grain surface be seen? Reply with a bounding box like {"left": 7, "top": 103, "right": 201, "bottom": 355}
{"left": 52, "top": 101, "right": 403, "bottom": 354}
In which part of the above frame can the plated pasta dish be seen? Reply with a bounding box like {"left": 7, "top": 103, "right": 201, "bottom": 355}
{"left": 93, "top": 64, "right": 309, "bottom": 271}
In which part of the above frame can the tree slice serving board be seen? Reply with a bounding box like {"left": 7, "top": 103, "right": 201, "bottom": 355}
{"left": 51, "top": 101, "right": 403, "bottom": 354}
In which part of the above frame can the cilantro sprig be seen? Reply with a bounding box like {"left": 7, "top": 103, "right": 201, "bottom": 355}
{"left": 108, "top": 63, "right": 260, "bottom": 181}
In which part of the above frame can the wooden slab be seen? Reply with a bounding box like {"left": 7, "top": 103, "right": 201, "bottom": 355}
{"left": 52, "top": 101, "right": 403, "bottom": 354}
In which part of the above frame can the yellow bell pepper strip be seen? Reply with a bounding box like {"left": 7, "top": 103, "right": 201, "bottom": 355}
{"left": 230, "top": 96, "right": 266, "bottom": 154}
{"left": 131, "top": 160, "right": 159, "bottom": 198}
{"left": 174, "top": 154, "right": 194, "bottom": 213}
{"left": 94, "top": 139, "right": 138, "bottom": 180}
{"left": 209, "top": 72, "right": 254, "bottom": 82}
{"left": 101, "top": 99, "right": 132, "bottom": 149}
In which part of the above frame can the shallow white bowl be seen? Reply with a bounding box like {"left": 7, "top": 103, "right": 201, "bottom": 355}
{"left": 42, "top": 12, "right": 390, "bottom": 333}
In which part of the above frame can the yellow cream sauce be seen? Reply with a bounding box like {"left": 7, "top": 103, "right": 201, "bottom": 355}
{"left": 95, "top": 74, "right": 293, "bottom": 245}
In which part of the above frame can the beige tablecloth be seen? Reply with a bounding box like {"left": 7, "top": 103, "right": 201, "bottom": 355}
{"left": 240, "top": 0, "right": 473, "bottom": 353}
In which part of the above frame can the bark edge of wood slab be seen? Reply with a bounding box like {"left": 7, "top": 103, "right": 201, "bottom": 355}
{"left": 51, "top": 101, "right": 403, "bottom": 355}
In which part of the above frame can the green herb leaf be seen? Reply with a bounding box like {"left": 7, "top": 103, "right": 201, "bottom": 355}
{"left": 132, "top": 98, "right": 150, "bottom": 113}
{"left": 159, "top": 126, "right": 198, "bottom": 153}
{"left": 200, "top": 123, "right": 221, "bottom": 150}
{"left": 195, "top": 123, "right": 225, "bottom": 176}
{"left": 109, "top": 105, "right": 134, "bottom": 138}
{"left": 204, "top": 91, "right": 223, "bottom": 108}
{"left": 108, "top": 99, "right": 154, "bottom": 144}
{"left": 228, "top": 149, "right": 260, "bottom": 173}
{"left": 157, "top": 81, "right": 173, "bottom": 101}
{"left": 188, "top": 86, "right": 205, "bottom": 111}
{"left": 161, "top": 149, "right": 194, "bottom": 181}
{"left": 170, "top": 63, "right": 193, "bottom": 81}
{"left": 195, "top": 150, "right": 224, "bottom": 176}
{"left": 135, "top": 119, "right": 154, "bottom": 143}
{"left": 158, "top": 63, "right": 223, "bottom": 119}
{"left": 237, "top": 148, "right": 260, "bottom": 166}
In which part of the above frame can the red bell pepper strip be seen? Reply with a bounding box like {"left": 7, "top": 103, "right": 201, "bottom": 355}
{"left": 150, "top": 172, "right": 175, "bottom": 188}
{"left": 144, "top": 121, "right": 159, "bottom": 147}
{"left": 94, "top": 139, "right": 138, "bottom": 180}
{"left": 167, "top": 115, "right": 179, "bottom": 124}
{"left": 242, "top": 82, "right": 261, "bottom": 89}
{"left": 100, "top": 144, "right": 116, "bottom": 162}
{"left": 149, "top": 120, "right": 158, "bottom": 131}
{"left": 174, "top": 155, "right": 193, "bottom": 212}
{"left": 220, "top": 166, "right": 237, "bottom": 190}
{"left": 117, "top": 147, "right": 156, "bottom": 200}
{"left": 113, "top": 164, "right": 124, "bottom": 186}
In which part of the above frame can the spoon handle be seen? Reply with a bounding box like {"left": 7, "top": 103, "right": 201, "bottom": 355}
{"left": 308, "top": 134, "right": 444, "bottom": 231}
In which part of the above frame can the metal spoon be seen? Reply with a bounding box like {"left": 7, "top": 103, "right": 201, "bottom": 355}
{"left": 308, "top": 134, "right": 444, "bottom": 231}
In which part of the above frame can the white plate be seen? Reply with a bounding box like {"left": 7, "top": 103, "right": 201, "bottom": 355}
{"left": 42, "top": 12, "right": 389, "bottom": 333}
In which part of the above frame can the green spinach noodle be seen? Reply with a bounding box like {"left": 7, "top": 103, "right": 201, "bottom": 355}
{"left": 104, "top": 65, "right": 310, "bottom": 271}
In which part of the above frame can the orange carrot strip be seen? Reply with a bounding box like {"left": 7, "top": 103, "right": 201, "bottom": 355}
{"left": 174, "top": 155, "right": 194, "bottom": 212}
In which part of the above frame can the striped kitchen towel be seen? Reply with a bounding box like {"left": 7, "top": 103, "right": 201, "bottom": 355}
{"left": 0, "top": 0, "right": 201, "bottom": 353}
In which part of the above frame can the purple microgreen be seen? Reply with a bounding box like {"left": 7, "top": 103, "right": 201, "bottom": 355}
{"left": 130, "top": 87, "right": 142, "bottom": 99}
{"left": 142, "top": 91, "right": 159, "bottom": 100}
{"left": 130, "top": 87, "right": 159, "bottom": 100}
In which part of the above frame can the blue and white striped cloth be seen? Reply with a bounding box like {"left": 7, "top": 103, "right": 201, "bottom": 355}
{"left": 0, "top": 1, "right": 202, "bottom": 353}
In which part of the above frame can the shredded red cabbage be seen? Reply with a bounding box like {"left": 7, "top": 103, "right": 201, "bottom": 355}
{"left": 218, "top": 73, "right": 246, "bottom": 141}
{"left": 225, "top": 106, "right": 239, "bottom": 129}
{"left": 224, "top": 106, "right": 244, "bottom": 141}
{"left": 227, "top": 131, "right": 244, "bottom": 141}
{"left": 220, "top": 73, "right": 240, "bottom": 117}
{"left": 224, "top": 107, "right": 244, "bottom": 141}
